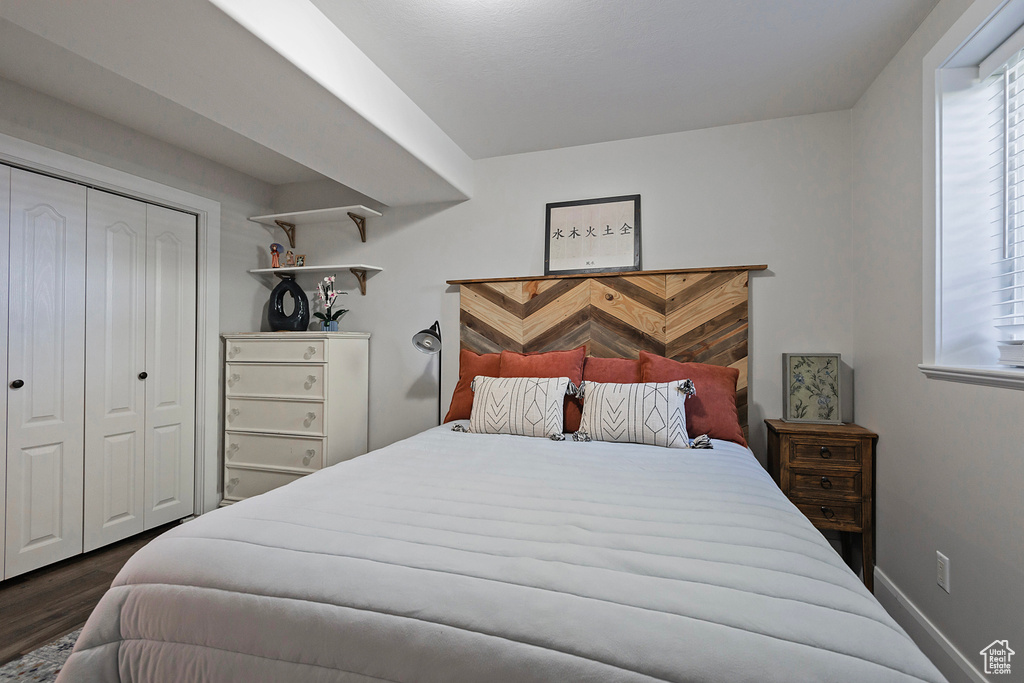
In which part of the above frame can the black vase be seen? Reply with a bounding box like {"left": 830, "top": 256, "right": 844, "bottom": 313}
{"left": 267, "top": 276, "right": 310, "bottom": 331}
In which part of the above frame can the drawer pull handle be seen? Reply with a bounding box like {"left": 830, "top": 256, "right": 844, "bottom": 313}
{"left": 229, "top": 346, "right": 241, "bottom": 358}
{"left": 304, "top": 412, "right": 317, "bottom": 427}
{"left": 226, "top": 477, "right": 239, "bottom": 493}
{"left": 820, "top": 476, "right": 832, "bottom": 489}
{"left": 305, "top": 375, "right": 318, "bottom": 389}
{"left": 819, "top": 446, "right": 831, "bottom": 459}
{"left": 820, "top": 506, "right": 836, "bottom": 520}
{"left": 305, "top": 346, "right": 317, "bottom": 359}
{"left": 227, "top": 443, "right": 239, "bottom": 459}
{"left": 303, "top": 449, "right": 316, "bottom": 466}
{"left": 9, "top": 379, "right": 24, "bottom": 389}
{"left": 229, "top": 408, "right": 240, "bottom": 421}
{"left": 228, "top": 373, "right": 240, "bottom": 386}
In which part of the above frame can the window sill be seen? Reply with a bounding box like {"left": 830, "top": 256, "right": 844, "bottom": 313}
{"left": 918, "top": 364, "right": 1024, "bottom": 390}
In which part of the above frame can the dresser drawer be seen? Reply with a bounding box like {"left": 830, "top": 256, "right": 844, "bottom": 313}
{"left": 224, "top": 466, "right": 304, "bottom": 500}
{"left": 226, "top": 363, "right": 325, "bottom": 399}
{"left": 789, "top": 436, "right": 861, "bottom": 467}
{"left": 793, "top": 499, "right": 863, "bottom": 530}
{"left": 224, "top": 431, "right": 324, "bottom": 471}
{"left": 225, "top": 398, "right": 325, "bottom": 435}
{"left": 790, "top": 469, "right": 861, "bottom": 500}
{"left": 226, "top": 339, "right": 325, "bottom": 363}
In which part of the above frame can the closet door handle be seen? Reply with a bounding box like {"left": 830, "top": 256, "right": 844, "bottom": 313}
{"left": 138, "top": 371, "right": 148, "bottom": 380}
{"left": 9, "top": 379, "right": 24, "bottom": 389}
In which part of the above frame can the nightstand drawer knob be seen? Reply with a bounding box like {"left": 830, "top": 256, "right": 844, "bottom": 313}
{"left": 820, "top": 505, "right": 836, "bottom": 520}
{"left": 820, "top": 476, "right": 833, "bottom": 489}
{"left": 819, "top": 446, "right": 831, "bottom": 458}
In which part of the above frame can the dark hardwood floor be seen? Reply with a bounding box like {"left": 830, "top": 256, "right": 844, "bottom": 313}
{"left": 0, "top": 523, "right": 176, "bottom": 665}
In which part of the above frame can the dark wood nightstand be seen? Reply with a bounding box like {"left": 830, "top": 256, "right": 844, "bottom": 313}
{"left": 765, "top": 419, "right": 877, "bottom": 591}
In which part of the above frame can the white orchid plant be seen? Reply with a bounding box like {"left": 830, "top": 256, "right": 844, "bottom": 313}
{"left": 313, "top": 275, "right": 348, "bottom": 324}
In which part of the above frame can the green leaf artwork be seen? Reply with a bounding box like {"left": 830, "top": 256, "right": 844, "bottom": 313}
{"left": 787, "top": 355, "right": 839, "bottom": 421}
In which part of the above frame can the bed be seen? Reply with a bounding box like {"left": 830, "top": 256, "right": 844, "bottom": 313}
{"left": 61, "top": 424, "right": 942, "bottom": 682}
{"left": 58, "top": 266, "right": 946, "bottom": 682}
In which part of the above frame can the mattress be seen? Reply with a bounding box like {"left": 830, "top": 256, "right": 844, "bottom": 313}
{"left": 59, "top": 424, "right": 945, "bottom": 682}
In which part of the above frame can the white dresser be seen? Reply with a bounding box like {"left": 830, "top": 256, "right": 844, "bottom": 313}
{"left": 221, "top": 332, "right": 369, "bottom": 503}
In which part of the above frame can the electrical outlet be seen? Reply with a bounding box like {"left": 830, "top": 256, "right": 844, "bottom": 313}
{"left": 936, "top": 551, "right": 951, "bottom": 593}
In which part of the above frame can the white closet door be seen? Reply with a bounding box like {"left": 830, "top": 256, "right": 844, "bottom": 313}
{"left": 144, "top": 204, "right": 196, "bottom": 528}
{"left": 0, "top": 164, "right": 10, "bottom": 575}
{"left": 4, "top": 169, "right": 86, "bottom": 579}
{"left": 84, "top": 190, "right": 147, "bottom": 552}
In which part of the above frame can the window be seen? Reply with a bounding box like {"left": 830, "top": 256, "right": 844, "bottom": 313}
{"left": 923, "top": 0, "right": 1024, "bottom": 388}
{"left": 998, "top": 53, "right": 1024, "bottom": 346}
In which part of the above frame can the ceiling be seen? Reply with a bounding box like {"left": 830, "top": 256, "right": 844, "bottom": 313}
{"left": 0, "top": 0, "right": 939, "bottom": 202}
{"left": 310, "top": 0, "right": 939, "bottom": 159}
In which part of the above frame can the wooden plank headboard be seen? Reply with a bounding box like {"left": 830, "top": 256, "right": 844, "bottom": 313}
{"left": 447, "top": 265, "right": 766, "bottom": 439}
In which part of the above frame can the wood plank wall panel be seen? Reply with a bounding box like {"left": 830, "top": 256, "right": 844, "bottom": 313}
{"left": 453, "top": 267, "right": 761, "bottom": 439}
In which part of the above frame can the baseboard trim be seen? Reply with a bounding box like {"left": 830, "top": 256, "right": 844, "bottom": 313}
{"left": 874, "top": 568, "right": 987, "bottom": 683}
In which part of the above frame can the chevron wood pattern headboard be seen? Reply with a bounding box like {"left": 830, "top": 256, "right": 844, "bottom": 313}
{"left": 447, "top": 265, "right": 766, "bottom": 439}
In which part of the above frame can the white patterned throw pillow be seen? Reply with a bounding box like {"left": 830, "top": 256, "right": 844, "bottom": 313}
{"left": 577, "top": 380, "right": 694, "bottom": 448}
{"left": 469, "top": 376, "right": 571, "bottom": 438}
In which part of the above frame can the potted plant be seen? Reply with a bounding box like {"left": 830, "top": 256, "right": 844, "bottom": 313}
{"left": 313, "top": 275, "right": 348, "bottom": 331}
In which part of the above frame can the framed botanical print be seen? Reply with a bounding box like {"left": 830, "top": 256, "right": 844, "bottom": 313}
{"left": 544, "top": 194, "right": 641, "bottom": 275}
{"left": 783, "top": 353, "right": 851, "bottom": 424}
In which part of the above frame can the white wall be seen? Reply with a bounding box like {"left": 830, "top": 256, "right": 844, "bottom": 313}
{"left": 298, "top": 110, "right": 855, "bottom": 455}
{"left": 850, "top": 1, "right": 1024, "bottom": 680}
{"left": 0, "top": 76, "right": 274, "bottom": 334}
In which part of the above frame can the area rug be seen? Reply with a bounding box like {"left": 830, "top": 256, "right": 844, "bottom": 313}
{"left": 0, "top": 629, "right": 80, "bottom": 683}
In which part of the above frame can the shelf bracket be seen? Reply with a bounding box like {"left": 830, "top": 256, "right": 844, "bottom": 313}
{"left": 350, "top": 267, "right": 368, "bottom": 295}
{"left": 274, "top": 220, "right": 297, "bottom": 248}
{"left": 347, "top": 212, "right": 367, "bottom": 242}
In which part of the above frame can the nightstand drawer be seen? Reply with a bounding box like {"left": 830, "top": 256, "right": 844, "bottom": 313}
{"left": 790, "top": 469, "right": 861, "bottom": 499}
{"left": 790, "top": 437, "right": 861, "bottom": 467}
{"left": 793, "top": 499, "right": 862, "bottom": 530}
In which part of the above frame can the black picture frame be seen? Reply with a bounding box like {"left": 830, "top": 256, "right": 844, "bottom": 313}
{"left": 544, "top": 194, "right": 641, "bottom": 275}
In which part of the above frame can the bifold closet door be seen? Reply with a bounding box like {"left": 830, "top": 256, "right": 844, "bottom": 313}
{"left": 143, "top": 204, "right": 196, "bottom": 528}
{"left": 84, "top": 190, "right": 148, "bottom": 552}
{"left": 0, "top": 165, "right": 9, "bottom": 574}
{"left": 84, "top": 192, "right": 197, "bottom": 550}
{"left": 4, "top": 169, "right": 86, "bottom": 579}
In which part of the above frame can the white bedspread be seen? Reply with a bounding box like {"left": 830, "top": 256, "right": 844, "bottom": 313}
{"left": 59, "top": 424, "right": 945, "bottom": 682}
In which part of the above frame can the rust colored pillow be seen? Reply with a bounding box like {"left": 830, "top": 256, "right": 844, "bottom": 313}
{"left": 583, "top": 356, "right": 641, "bottom": 384}
{"left": 500, "top": 346, "right": 586, "bottom": 431}
{"left": 639, "top": 351, "right": 746, "bottom": 446}
{"left": 443, "top": 349, "right": 500, "bottom": 423}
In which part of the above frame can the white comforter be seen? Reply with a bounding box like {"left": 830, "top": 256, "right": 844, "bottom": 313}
{"left": 59, "top": 424, "right": 945, "bottom": 682}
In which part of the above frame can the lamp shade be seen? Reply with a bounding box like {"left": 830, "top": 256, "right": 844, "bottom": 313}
{"left": 412, "top": 321, "right": 441, "bottom": 354}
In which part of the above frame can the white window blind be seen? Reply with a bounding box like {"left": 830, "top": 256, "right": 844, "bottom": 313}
{"left": 997, "top": 51, "right": 1024, "bottom": 342}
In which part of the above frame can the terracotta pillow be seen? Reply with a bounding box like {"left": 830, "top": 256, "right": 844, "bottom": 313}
{"left": 639, "top": 351, "right": 746, "bottom": 446}
{"left": 583, "top": 356, "right": 641, "bottom": 384}
{"left": 443, "top": 349, "right": 500, "bottom": 423}
{"left": 499, "top": 346, "right": 586, "bottom": 431}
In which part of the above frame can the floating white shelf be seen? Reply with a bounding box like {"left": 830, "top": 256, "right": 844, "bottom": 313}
{"left": 248, "top": 264, "right": 383, "bottom": 295}
{"left": 249, "top": 205, "right": 382, "bottom": 248}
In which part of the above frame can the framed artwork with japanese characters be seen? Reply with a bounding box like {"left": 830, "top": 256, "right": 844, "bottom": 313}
{"left": 544, "top": 194, "right": 641, "bottom": 275}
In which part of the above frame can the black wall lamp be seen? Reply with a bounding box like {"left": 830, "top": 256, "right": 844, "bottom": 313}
{"left": 412, "top": 321, "right": 442, "bottom": 425}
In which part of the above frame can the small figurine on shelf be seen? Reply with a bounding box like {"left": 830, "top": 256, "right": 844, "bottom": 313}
{"left": 314, "top": 275, "right": 348, "bottom": 331}
{"left": 270, "top": 243, "right": 283, "bottom": 268}
{"left": 295, "top": 255, "right": 306, "bottom": 267}
{"left": 284, "top": 250, "right": 296, "bottom": 267}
